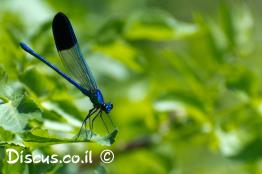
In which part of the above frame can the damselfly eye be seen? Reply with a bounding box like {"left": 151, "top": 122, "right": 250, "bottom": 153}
{"left": 104, "top": 102, "right": 113, "bottom": 113}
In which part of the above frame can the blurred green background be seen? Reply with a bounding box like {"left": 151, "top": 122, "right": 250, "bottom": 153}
{"left": 1, "top": 0, "right": 262, "bottom": 173}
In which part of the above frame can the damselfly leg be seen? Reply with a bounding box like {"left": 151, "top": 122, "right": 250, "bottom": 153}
{"left": 89, "top": 110, "right": 102, "bottom": 138}
{"left": 76, "top": 107, "right": 97, "bottom": 140}
{"left": 100, "top": 113, "right": 110, "bottom": 133}
{"left": 108, "top": 114, "right": 115, "bottom": 128}
{"left": 91, "top": 111, "right": 116, "bottom": 135}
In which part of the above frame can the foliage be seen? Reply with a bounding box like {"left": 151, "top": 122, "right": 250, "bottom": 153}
{"left": 0, "top": 0, "right": 262, "bottom": 173}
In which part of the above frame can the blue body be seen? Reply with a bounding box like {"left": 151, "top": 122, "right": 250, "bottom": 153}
{"left": 20, "top": 12, "right": 114, "bottom": 138}
{"left": 20, "top": 42, "right": 113, "bottom": 113}
{"left": 20, "top": 43, "right": 91, "bottom": 97}
{"left": 20, "top": 43, "right": 112, "bottom": 113}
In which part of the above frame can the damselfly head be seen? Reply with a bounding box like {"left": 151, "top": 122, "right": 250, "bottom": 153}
{"left": 103, "top": 102, "right": 113, "bottom": 113}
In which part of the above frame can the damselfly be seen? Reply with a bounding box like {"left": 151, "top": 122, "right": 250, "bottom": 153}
{"left": 20, "top": 12, "right": 115, "bottom": 139}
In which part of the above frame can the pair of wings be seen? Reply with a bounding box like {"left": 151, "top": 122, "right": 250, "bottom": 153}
{"left": 52, "top": 12, "right": 97, "bottom": 92}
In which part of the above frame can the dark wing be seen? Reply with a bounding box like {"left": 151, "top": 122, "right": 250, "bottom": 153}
{"left": 52, "top": 12, "right": 97, "bottom": 92}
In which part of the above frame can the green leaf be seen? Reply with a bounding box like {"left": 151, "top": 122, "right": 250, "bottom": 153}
{"left": 41, "top": 109, "right": 68, "bottom": 123}
{"left": 40, "top": 100, "right": 83, "bottom": 126}
{"left": 92, "top": 40, "right": 142, "bottom": 72}
{"left": 94, "top": 165, "right": 108, "bottom": 174}
{"left": 21, "top": 129, "right": 118, "bottom": 146}
{"left": 218, "top": 2, "right": 253, "bottom": 55}
{"left": 0, "top": 82, "right": 41, "bottom": 133}
{"left": 94, "top": 19, "right": 124, "bottom": 44}
{"left": 0, "top": 127, "right": 14, "bottom": 142}
{"left": 95, "top": 129, "right": 118, "bottom": 146}
{"left": 17, "top": 94, "right": 41, "bottom": 114}
{"left": 124, "top": 9, "right": 198, "bottom": 41}
{"left": 0, "top": 66, "right": 8, "bottom": 84}
{"left": 21, "top": 129, "right": 68, "bottom": 144}
{"left": 50, "top": 98, "right": 84, "bottom": 121}
{"left": 230, "top": 138, "right": 262, "bottom": 161}
{"left": 0, "top": 102, "right": 41, "bottom": 133}
{"left": 19, "top": 67, "right": 56, "bottom": 96}
{"left": 0, "top": 144, "right": 30, "bottom": 174}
